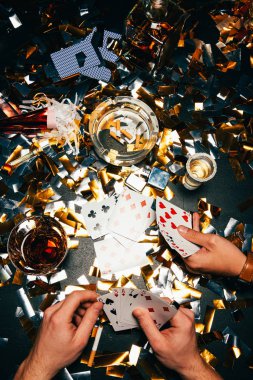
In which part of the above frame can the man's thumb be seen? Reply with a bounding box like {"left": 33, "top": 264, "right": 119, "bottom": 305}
{"left": 133, "top": 308, "right": 161, "bottom": 344}
{"left": 177, "top": 225, "right": 209, "bottom": 247}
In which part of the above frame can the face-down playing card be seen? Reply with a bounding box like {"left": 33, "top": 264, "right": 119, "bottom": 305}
{"left": 94, "top": 235, "right": 150, "bottom": 275}
{"left": 108, "top": 189, "right": 156, "bottom": 242}
{"left": 98, "top": 288, "right": 178, "bottom": 331}
{"left": 156, "top": 197, "right": 199, "bottom": 258}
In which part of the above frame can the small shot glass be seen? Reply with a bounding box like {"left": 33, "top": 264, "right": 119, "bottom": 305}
{"left": 182, "top": 153, "right": 217, "bottom": 190}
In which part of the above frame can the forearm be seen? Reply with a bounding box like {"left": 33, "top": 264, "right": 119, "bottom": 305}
{"left": 14, "top": 355, "right": 54, "bottom": 380}
{"left": 178, "top": 357, "right": 223, "bottom": 380}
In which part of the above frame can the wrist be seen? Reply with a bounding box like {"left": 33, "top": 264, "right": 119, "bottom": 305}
{"left": 176, "top": 355, "right": 220, "bottom": 380}
{"left": 16, "top": 354, "right": 57, "bottom": 380}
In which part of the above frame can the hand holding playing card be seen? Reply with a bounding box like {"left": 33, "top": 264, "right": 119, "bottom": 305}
{"left": 156, "top": 197, "right": 199, "bottom": 258}
{"left": 133, "top": 306, "right": 222, "bottom": 380}
{"left": 98, "top": 288, "right": 178, "bottom": 331}
{"left": 177, "top": 213, "right": 247, "bottom": 277}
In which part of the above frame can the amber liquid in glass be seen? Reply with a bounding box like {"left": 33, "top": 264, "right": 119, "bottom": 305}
{"left": 8, "top": 216, "right": 67, "bottom": 275}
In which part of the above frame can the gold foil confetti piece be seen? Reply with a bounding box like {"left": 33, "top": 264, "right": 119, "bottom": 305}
{"left": 229, "top": 157, "right": 245, "bottom": 181}
{"left": 59, "top": 155, "right": 76, "bottom": 174}
{"left": 58, "top": 24, "right": 90, "bottom": 37}
{"left": 92, "top": 352, "right": 129, "bottom": 368}
{"left": 89, "top": 265, "right": 101, "bottom": 278}
{"left": 12, "top": 269, "right": 24, "bottom": 285}
{"left": 65, "top": 284, "right": 97, "bottom": 295}
{"left": 213, "top": 298, "right": 253, "bottom": 310}
{"left": 129, "top": 345, "right": 142, "bottom": 366}
{"left": 89, "top": 179, "right": 104, "bottom": 201}
{"left": 106, "top": 366, "right": 126, "bottom": 378}
{"left": 80, "top": 352, "right": 90, "bottom": 365}
{"left": 200, "top": 349, "right": 219, "bottom": 368}
{"left": 97, "top": 280, "right": 115, "bottom": 291}
{"left": 67, "top": 239, "right": 79, "bottom": 249}
{"left": 19, "top": 316, "right": 37, "bottom": 342}
{"left": 198, "top": 198, "right": 221, "bottom": 219}
{"left": 195, "top": 323, "right": 205, "bottom": 333}
{"left": 232, "top": 346, "right": 241, "bottom": 359}
{"left": 164, "top": 186, "right": 175, "bottom": 201}
{"left": 199, "top": 214, "right": 211, "bottom": 232}
{"left": 173, "top": 280, "right": 202, "bottom": 299}
{"left": 203, "top": 306, "right": 216, "bottom": 333}
{"left": 110, "top": 276, "right": 137, "bottom": 290}
{"left": 141, "top": 265, "right": 156, "bottom": 290}
{"left": 5, "top": 145, "right": 23, "bottom": 164}
{"left": 39, "top": 293, "right": 57, "bottom": 311}
{"left": 99, "top": 168, "right": 110, "bottom": 188}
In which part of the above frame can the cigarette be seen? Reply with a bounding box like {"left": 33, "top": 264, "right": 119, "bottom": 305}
{"left": 116, "top": 120, "right": 121, "bottom": 137}
{"left": 87, "top": 325, "right": 103, "bottom": 367}
{"left": 121, "top": 128, "right": 133, "bottom": 140}
{"left": 110, "top": 128, "right": 125, "bottom": 145}
{"left": 135, "top": 133, "right": 140, "bottom": 149}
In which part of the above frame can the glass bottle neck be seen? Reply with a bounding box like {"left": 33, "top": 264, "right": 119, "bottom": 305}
{"left": 143, "top": 0, "right": 169, "bottom": 22}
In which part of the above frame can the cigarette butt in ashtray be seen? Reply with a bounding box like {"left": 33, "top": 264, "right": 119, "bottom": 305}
{"left": 121, "top": 128, "right": 133, "bottom": 140}
{"left": 116, "top": 120, "right": 121, "bottom": 137}
{"left": 110, "top": 126, "right": 125, "bottom": 145}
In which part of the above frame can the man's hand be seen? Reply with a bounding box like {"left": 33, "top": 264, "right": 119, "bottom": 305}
{"left": 133, "top": 306, "right": 222, "bottom": 380}
{"left": 177, "top": 213, "right": 246, "bottom": 277}
{"left": 15, "top": 290, "right": 103, "bottom": 380}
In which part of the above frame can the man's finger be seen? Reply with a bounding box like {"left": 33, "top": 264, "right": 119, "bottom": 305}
{"left": 58, "top": 290, "right": 99, "bottom": 322}
{"left": 168, "top": 308, "right": 191, "bottom": 328}
{"left": 132, "top": 308, "right": 162, "bottom": 346}
{"left": 192, "top": 212, "right": 200, "bottom": 232}
{"left": 75, "top": 301, "right": 103, "bottom": 343}
{"left": 177, "top": 226, "right": 211, "bottom": 247}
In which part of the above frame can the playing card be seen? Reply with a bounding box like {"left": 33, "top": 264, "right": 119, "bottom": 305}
{"left": 94, "top": 235, "right": 150, "bottom": 275}
{"left": 108, "top": 189, "right": 155, "bottom": 242}
{"left": 97, "top": 292, "right": 123, "bottom": 331}
{"left": 82, "top": 195, "right": 117, "bottom": 239}
{"left": 99, "top": 288, "right": 178, "bottom": 332}
{"left": 98, "top": 290, "right": 138, "bottom": 331}
{"left": 121, "top": 289, "right": 177, "bottom": 329}
{"left": 156, "top": 197, "right": 199, "bottom": 258}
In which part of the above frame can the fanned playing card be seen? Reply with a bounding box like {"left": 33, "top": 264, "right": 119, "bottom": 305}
{"left": 108, "top": 189, "right": 155, "bottom": 242}
{"left": 156, "top": 197, "right": 199, "bottom": 258}
{"left": 82, "top": 195, "right": 117, "bottom": 239}
{"left": 94, "top": 235, "right": 150, "bottom": 275}
{"left": 98, "top": 288, "right": 178, "bottom": 331}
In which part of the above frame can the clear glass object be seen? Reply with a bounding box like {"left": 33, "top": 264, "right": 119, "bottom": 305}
{"left": 124, "top": 0, "right": 187, "bottom": 71}
{"left": 183, "top": 153, "right": 217, "bottom": 190}
{"left": 8, "top": 216, "right": 68, "bottom": 275}
{"left": 89, "top": 96, "right": 159, "bottom": 166}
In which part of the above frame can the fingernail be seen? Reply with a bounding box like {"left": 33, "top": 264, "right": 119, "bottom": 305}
{"left": 178, "top": 225, "right": 188, "bottom": 234}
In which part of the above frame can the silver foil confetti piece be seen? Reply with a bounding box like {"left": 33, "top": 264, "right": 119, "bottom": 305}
{"left": 224, "top": 218, "right": 240, "bottom": 237}
{"left": 49, "top": 269, "right": 67, "bottom": 284}
{"left": 16, "top": 288, "right": 35, "bottom": 318}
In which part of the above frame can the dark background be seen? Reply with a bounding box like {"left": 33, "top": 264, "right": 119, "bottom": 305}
{"left": 0, "top": 1, "right": 253, "bottom": 379}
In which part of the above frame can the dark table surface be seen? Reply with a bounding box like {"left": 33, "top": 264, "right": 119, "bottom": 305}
{"left": 1, "top": 157, "right": 253, "bottom": 380}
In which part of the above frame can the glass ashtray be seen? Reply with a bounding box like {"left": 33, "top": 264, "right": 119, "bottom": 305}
{"left": 89, "top": 96, "right": 159, "bottom": 166}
